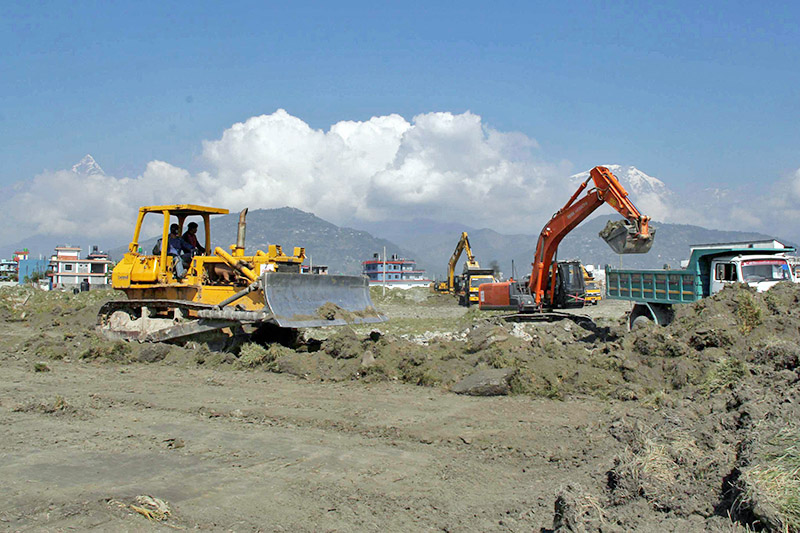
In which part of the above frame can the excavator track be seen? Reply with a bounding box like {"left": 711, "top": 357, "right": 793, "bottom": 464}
{"left": 497, "top": 311, "right": 595, "bottom": 327}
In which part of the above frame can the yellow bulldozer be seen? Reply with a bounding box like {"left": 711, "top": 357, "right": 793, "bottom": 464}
{"left": 97, "top": 204, "right": 385, "bottom": 348}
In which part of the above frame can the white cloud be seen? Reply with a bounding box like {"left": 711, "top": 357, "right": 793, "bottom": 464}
{"left": 3, "top": 108, "right": 799, "bottom": 248}
{"left": 1, "top": 160, "right": 206, "bottom": 245}
{"left": 791, "top": 168, "right": 800, "bottom": 201}
{"left": 0, "top": 109, "right": 572, "bottom": 245}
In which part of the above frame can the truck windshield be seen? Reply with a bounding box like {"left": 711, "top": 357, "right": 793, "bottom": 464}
{"left": 740, "top": 259, "right": 792, "bottom": 282}
{"left": 470, "top": 276, "right": 492, "bottom": 287}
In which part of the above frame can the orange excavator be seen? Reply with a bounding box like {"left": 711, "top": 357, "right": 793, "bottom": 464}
{"left": 479, "top": 166, "right": 655, "bottom": 312}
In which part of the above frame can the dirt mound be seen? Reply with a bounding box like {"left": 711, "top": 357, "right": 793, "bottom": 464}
{"left": 537, "top": 283, "right": 800, "bottom": 531}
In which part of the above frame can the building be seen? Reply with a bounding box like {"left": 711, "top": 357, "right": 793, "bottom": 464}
{"left": 0, "top": 259, "right": 17, "bottom": 281}
{"left": 301, "top": 264, "right": 329, "bottom": 275}
{"left": 362, "top": 253, "right": 431, "bottom": 289}
{"left": 17, "top": 259, "right": 51, "bottom": 286}
{"left": 12, "top": 249, "right": 29, "bottom": 262}
{"left": 50, "top": 245, "right": 113, "bottom": 289}
{"left": 0, "top": 248, "right": 32, "bottom": 282}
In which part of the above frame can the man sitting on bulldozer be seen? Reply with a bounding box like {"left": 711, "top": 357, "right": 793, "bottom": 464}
{"left": 182, "top": 221, "right": 206, "bottom": 255}
{"left": 166, "top": 223, "right": 193, "bottom": 279}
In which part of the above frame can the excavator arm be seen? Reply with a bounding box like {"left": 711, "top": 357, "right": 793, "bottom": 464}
{"left": 528, "top": 166, "right": 654, "bottom": 305}
{"left": 447, "top": 232, "right": 479, "bottom": 292}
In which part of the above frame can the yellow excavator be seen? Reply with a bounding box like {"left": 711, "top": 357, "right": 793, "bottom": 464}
{"left": 432, "top": 232, "right": 496, "bottom": 306}
{"left": 98, "top": 205, "right": 385, "bottom": 348}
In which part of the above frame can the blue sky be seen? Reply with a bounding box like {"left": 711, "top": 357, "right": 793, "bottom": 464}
{"left": 1, "top": 1, "right": 799, "bottom": 197}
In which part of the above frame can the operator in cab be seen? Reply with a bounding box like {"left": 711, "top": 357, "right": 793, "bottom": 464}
{"left": 167, "top": 224, "right": 193, "bottom": 279}
{"left": 182, "top": 221, "right": 206, "bottom": 254}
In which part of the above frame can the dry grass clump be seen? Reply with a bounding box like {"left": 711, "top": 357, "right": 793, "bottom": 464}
{"left": 13, "top": 395, "right": 74, "bottom": 415}
{"left": 552, "top": 483, "right": 608, "bottom": 531}
{"left": 607, "top": 422, "right": 713, "bottom": 514}
{"left": 613, "top": 438, "right": 680, "bottom": 508}
{"left": 80, "top": 340, "right": 132, "bottom": 362}
{"left": 741, "top": 428, "right": 800, "bottom": 532}
{"left": 702, "top": 357, "right": 748, "bottom": 395}
{"left": 236, "top": 342, "right": 293, "bottom": 369}
{"left": 735, "top": 292, "right": 763, "bottom": 335}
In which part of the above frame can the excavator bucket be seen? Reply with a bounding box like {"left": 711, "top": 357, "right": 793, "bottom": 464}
{"left": 262, "top": 272, "right": 387, "bottom": 328}
{"left": 600, "top": 220, "right": 656, "bottom": 254}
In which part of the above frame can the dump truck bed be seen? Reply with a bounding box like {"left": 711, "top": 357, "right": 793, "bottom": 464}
{"left": 605, "top": 267, "right": 702, "bottom": 304}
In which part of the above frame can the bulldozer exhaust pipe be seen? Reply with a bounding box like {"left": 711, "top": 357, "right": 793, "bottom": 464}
{"left": 236, "top": 208, "right": 248, "bottom": 252}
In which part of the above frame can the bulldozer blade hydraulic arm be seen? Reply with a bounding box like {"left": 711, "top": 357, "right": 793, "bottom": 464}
{"left": 262, "top": 272, "right": 387, "bottom": 328}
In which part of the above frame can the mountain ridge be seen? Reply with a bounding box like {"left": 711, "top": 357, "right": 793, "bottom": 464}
{"left": 5, "top": 207, "right": 793, "bottom": 280}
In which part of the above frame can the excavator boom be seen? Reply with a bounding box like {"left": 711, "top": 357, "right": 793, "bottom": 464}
{"left": 446, "top": 232, "right": 478, "bottom": 292}
{"left": 528, "top": 166, "right": 654, "bottom": 305}
{"left": 478, "top": 166, "right": 655, "bottom": 312}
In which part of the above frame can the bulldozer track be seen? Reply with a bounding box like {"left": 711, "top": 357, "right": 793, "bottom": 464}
{"left": 96, "top": 299, "right": 266, "bottom": 345}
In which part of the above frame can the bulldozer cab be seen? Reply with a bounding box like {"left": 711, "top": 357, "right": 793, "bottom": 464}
{"left": 125, "top": 205, "right": 229, "bottom": 284}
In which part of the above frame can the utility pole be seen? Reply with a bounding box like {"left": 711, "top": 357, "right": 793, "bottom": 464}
{"left": 382, "top": 246, "right": 387, "bottom": 296}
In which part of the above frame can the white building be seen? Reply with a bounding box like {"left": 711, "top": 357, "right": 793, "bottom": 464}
{"left": 0, "top": 259, "right": 16, "bottom": 281}
{"left": 50, "top": 245, "right": 113, "bottom": 289}
{"left": 362, "top": 253, "right": 432, "bottom": 289}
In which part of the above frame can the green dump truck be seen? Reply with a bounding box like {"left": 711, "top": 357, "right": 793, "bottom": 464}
{"left": 605, "top": 241, "right": 796, "bottom": 328}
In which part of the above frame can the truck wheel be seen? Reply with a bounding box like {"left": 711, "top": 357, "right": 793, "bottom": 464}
{"left": 631, "top": 315, "right": 652, "bottom": 330}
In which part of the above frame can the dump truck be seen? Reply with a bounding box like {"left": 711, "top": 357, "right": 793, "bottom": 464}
{"left": 605, "top": 241, "right": 796, "bottom": 329}
{"left": 98, "top": 205, "right": 385, "bottom": 348}
{"left": 479, "top": 166, "right": 655, "bottom": 314}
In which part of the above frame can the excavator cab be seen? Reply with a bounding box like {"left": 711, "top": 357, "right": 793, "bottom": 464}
{"left": 554, "top": 261, "right": 586, "bottom": 309}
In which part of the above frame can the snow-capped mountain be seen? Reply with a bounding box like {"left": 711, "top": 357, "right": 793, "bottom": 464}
{"left": 71, "top": 154, "right": 105, "bottom": 176}
{"left": 570, "top": 164, "right": 669, "bottom": 197}
{"left": 570, "top": 164, "right": 675, "bottom": 223}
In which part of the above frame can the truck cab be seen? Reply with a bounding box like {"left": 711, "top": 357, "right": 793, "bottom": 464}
{"left": 710, "top": 254, "right": 794, "bottom": 294}
{"left": 462, "top": 269, "right": 497, "bottom": 306}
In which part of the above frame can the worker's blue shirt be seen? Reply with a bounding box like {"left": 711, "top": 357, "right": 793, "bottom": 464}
{"left": 167, "top": 235, "right": 192, "bottom": 256}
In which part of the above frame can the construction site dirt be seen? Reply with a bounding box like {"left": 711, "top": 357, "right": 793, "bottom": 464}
{"left": 1, "top": 285, "right": 798, "bottom": 532}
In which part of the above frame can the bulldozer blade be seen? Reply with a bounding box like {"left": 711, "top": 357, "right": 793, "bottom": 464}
{"left": 600, "top": 220, "right": 656, "bottom": 254}
{"left": 262, "top": 272, "right": 387, "bottom": 328}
